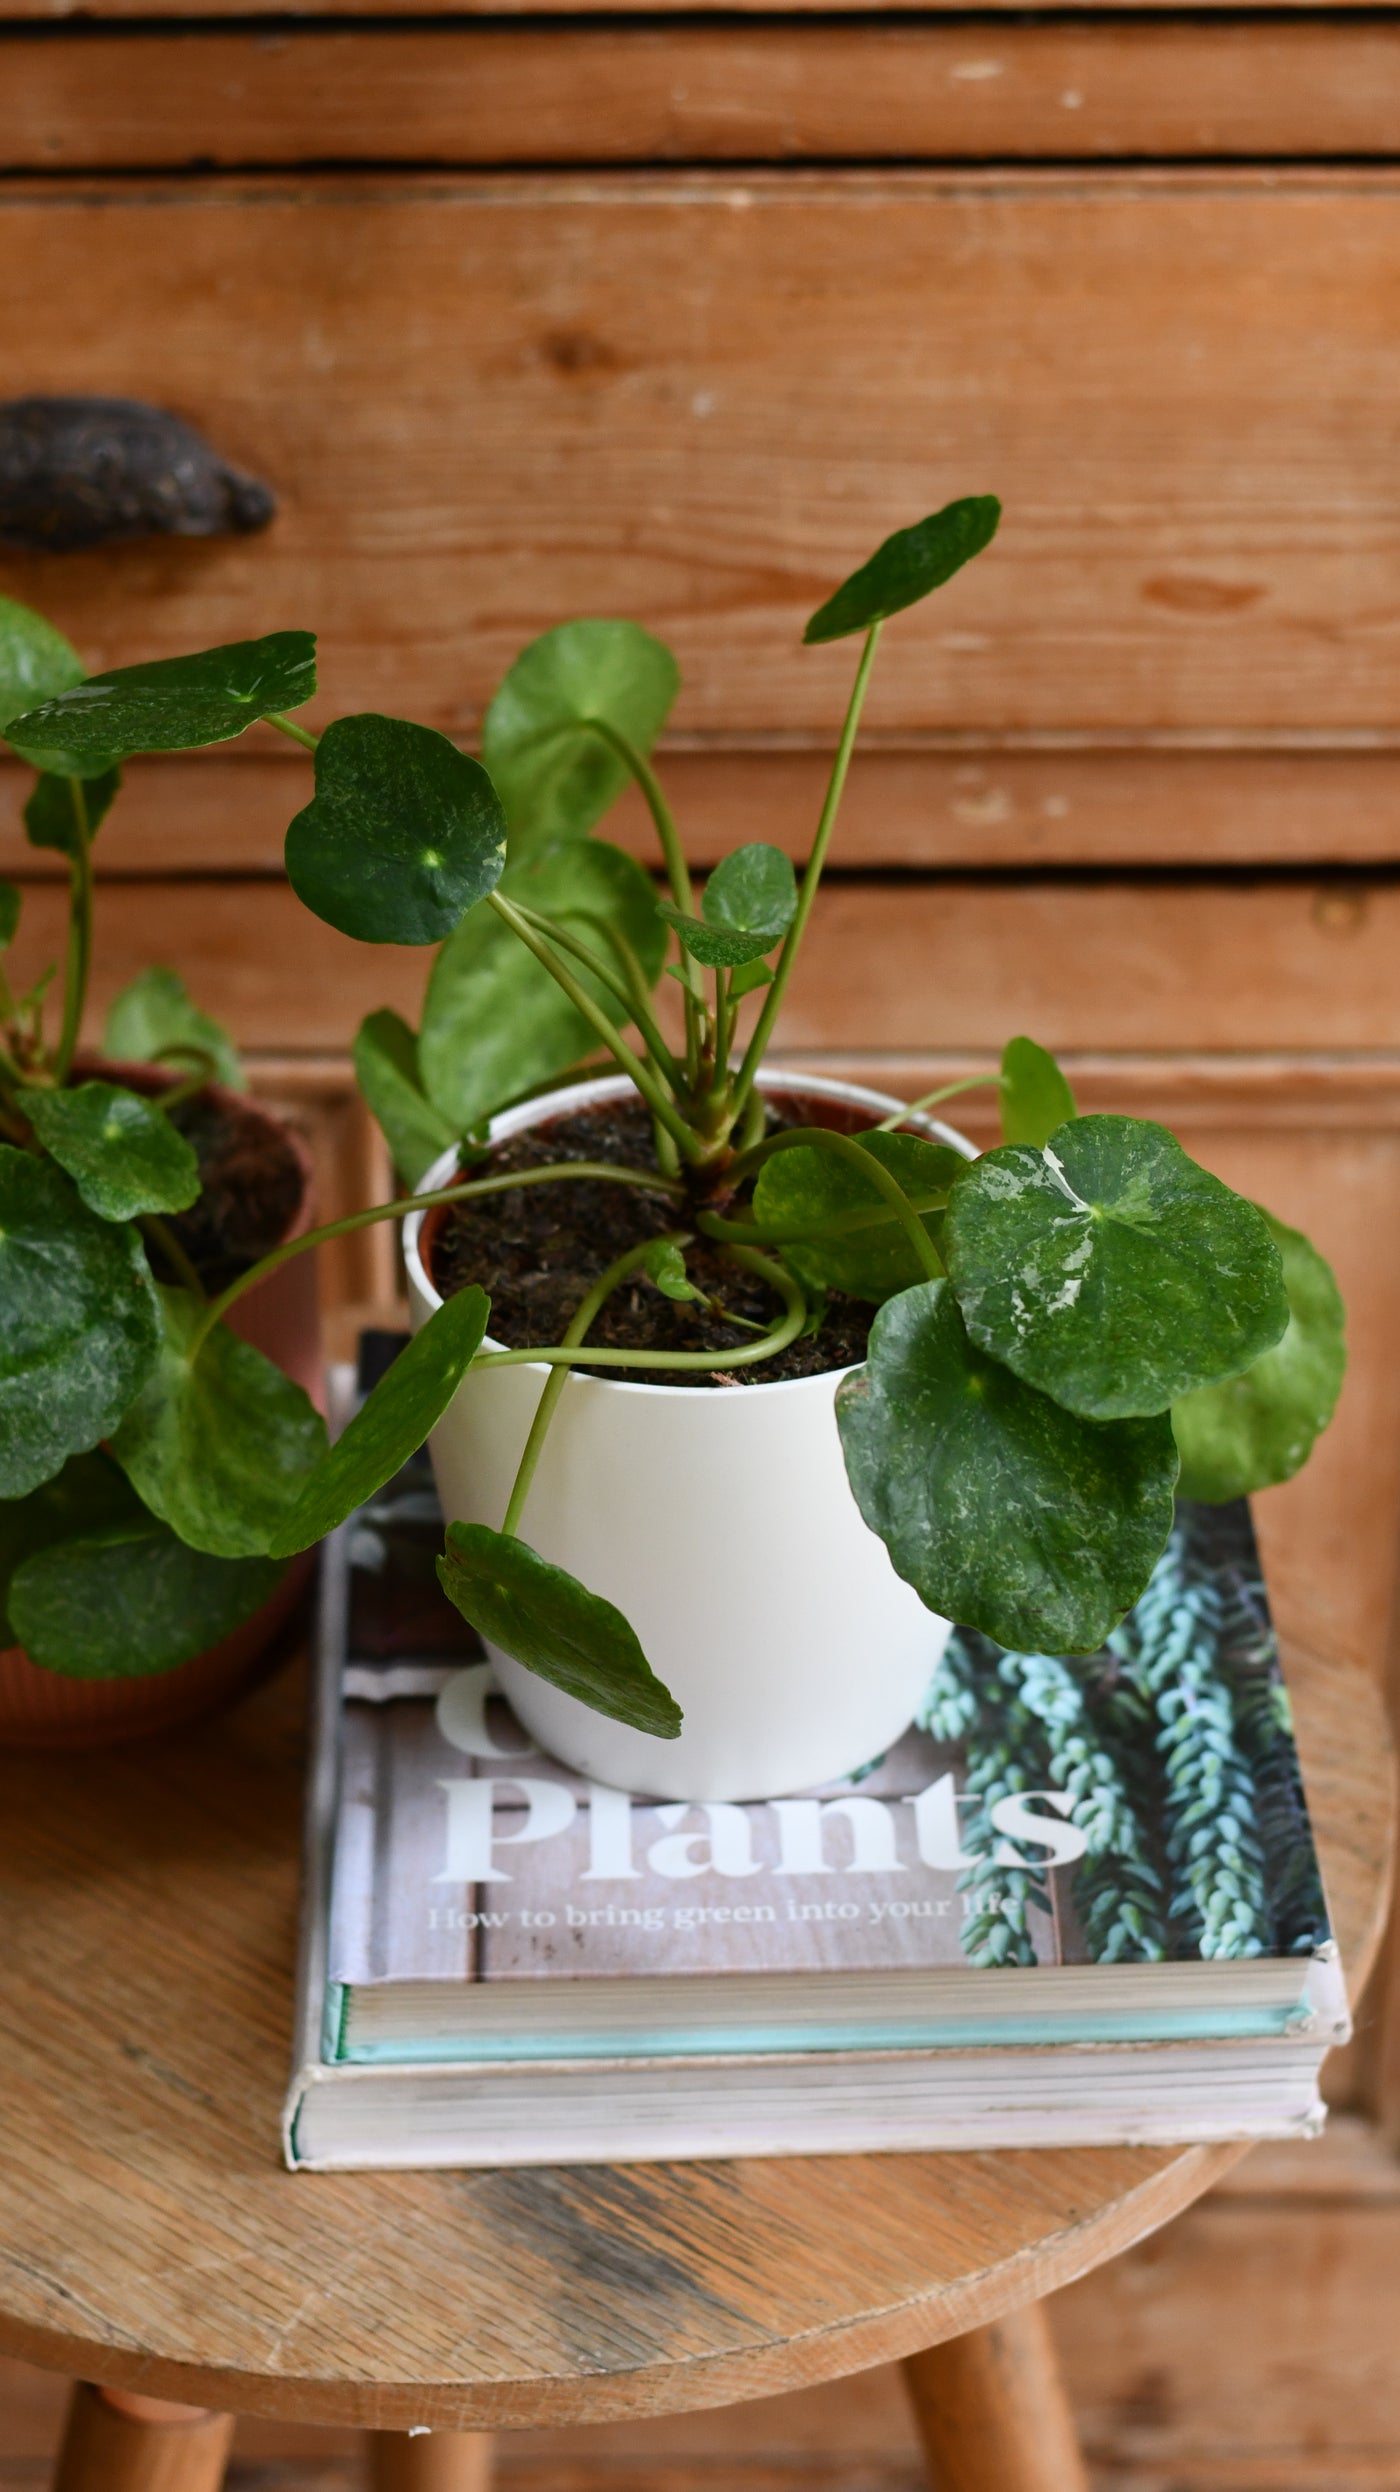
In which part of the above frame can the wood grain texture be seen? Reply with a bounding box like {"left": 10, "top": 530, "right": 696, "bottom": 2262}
{"left": 4, "top": 176, "right": 1400, "bottom": 737}
{"left": 0, "top": 1638, "right": 1386, "bottom": 2432}
{"left": 902, "top": 2303, "right": 1088, "bottom": 2492}
{"left": 11, "top": 22, "right": 1400, "bottom": 170}
{"left": 7, "top": 0, "right": 1393, "bottom": 19}
{"left": 12, "top": 748, "right": 1400, "bottom": 878}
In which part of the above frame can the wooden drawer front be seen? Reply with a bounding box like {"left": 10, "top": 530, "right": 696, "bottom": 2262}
{"left": 3, "top": 176, "right": 1400, "bottom": 744}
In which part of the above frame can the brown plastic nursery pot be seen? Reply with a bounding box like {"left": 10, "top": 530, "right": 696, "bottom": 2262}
{"left": 0, "top": 1067, "right": 322, "bottom": 1750}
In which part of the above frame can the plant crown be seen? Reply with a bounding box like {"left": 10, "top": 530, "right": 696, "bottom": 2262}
{"left": 0, "top": 502, "right": 1345, "bottom": 1729}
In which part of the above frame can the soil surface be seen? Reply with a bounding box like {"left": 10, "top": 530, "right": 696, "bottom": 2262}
{"left": 429, "top": 1096, "right": 878, "bottom": 1387}
{"left": 156, "top": 1093, "right": 305, "bottom": 1290}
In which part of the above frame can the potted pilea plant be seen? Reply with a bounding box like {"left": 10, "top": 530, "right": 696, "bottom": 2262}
{"left": 0, "top": 597, "right": 322, "bottom": 1744}
{"left": 2, "top": 500, "right": 1345, "bottom": 1798}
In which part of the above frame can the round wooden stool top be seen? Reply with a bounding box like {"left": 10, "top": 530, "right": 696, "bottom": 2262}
{"left": 0, "top": 1631, "right": 1390, "bottom": 2436}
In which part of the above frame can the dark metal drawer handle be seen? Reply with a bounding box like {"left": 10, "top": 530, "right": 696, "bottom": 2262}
{"left": 0, "top": 396, "right": 275, "bottom": 552}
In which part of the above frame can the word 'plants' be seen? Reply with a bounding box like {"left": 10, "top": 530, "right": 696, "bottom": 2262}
{"left": 1, "top": 501, "right": 1344, "bottom": 1725}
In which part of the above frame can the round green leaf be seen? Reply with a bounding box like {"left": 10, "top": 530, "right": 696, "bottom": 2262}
{"left": 999, "top": 1034, "right": 1077, "bottom": 1149}
{"left": 835, "top": 1279, "right": 1178, "bottom": 1654}
{"left": 285, "top": 713, "right": 506, "bottom": 944}
{"left": 658, "top": 841, "right": 799, "bottom": 968}
{"left": 0, "top": 1148, "right": 160, "bottom": 1499}
{"left": 753, "top": 1130, "right": 963, "bottom": 1303}
{"left": 483, "top": 619, "right": 680, "bottom": 853}
{"left": 270, "top": 1286, "right": 491, "bottom": 1559}
{"left": 23, "top": 766, "right": 122, "bottom": 859}
{"left": 24, "top": 1080, "right": 200, "bottom": 1222}
{"left": 8, "top": 1521, "right": 282, "bottom": 1679}
{"left": 104, "top": 965, "right": 245, "bottom": 1092}
{"left": 1173, "top": 1212, "right": 1346, "bottom": 1501}
{"left": 110, "top": 1286, "right": 327, "bottom": 1559}
{"left": 643, "top": 1240, "right": 704, "bottom": 1305}
{"left": 803, "top": 498, "right": 1002, "bottom": 646}
{"left": 353, "top": 1009, "right": 459, "bottom": 1189}
{"left": 944, "top": 1115, "right": 1289, "bottom": 1421}
{"left": 6, "top": 631, "right": 317, "bottom": 760}
{"left": 438, "top": 1522, "right": 682, "bottom": 1738}
{"left": 420, "top": 835, "right": 666, "bottom": 1132}
{"left": 0, "top": 595, "right": 115, "bottom": 777}
{"left": 0, "top": 1448, "right": 143, "bottom": 1635}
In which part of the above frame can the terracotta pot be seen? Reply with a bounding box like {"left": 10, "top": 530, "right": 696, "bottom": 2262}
{"left": 0, "top": 1068, "right": 321, "bottom": 1749}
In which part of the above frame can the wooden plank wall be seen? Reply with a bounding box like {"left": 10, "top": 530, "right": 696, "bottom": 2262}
{"left": 1, "top": 14, "right": 1398, "bottom": 2483}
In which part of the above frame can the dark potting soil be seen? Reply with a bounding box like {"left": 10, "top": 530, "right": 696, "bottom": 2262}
{"left": 155, "top": 1093, "right": 305, "bottom": 1291}
{"left": 429, "top": 1097, "right": 877, "bottom": 1387}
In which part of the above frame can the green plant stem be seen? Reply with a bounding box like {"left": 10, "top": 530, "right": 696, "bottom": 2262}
{"left": 140, "top": 1213, "right": 207, "bottom": 1299}
{"left": 474, "top": 1245, "right": 807, "bottom": 1377}
{"left": 502, "top": 1230, "right": 692, "bottom": 1536}
{"left": 192, "top": 1157, "right": 684, "bottom": 1354}
{"left": 53, "top": 778, "right": 92, "bottom": 1084}
{"left": 874, "top": 1073, "right": 1001, "bottom": 1133}
{"left": 712, "top": 969, "right": 733, "bottom": 1092}
{"left": 718, "top": 1122, "right": 942, "bottom": 1281}
{"left": 698, "top": 1189, "right": 949, "bottom": 1250}
{"left": 587, "top": 716, "right": 705, "bottom": 1071}
{"left": 489, "top": 889, "right": 701, "bottom": 1160}
{"left": 729, "top": 622, "right": 882, "bottom": 1124}
{"left": 268, "top": 713, "right": 320, "bottom": 754}
{"left": 511, "top": 900, "right": 684, "bottom": 1094}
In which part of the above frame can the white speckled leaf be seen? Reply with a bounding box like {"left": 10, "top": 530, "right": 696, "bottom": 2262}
{"left": 0, "top": 1149, "right": 160, "bottom": 1499}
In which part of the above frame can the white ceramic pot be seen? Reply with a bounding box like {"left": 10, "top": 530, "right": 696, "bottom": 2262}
{"left": 403, "top": 1071, "right": 971, "bottom": 1803}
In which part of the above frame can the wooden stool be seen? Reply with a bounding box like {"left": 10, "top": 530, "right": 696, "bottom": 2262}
{"left": 0, "top": 1635, "right": 1388, "bottom": 2492}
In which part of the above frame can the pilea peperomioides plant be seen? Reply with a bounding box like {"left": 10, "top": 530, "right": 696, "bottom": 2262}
{"left": 2, "top": 499, "right": 1345, "bottom": 1732}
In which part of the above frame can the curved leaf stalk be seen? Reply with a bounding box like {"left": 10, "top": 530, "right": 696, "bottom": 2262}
{"left": 720, "top": 1125, "right": 943, "bottom": 1281}
{"left": 508, "top": 897, "right": 684, "bottom": 1097}
{"left": 1110, "top": 1520, "right": 1274, "bottom": 1959}
{"left": 53, "top": 778, "right": 92, "bottom": 1084}
{"left": 472, "top": 1245, "right": 807, "bottom": 1379}
{"left": 874, "top": 1073, "right": 1002, "bottom": 1134}
{"left": 584, "top": 716, "right": 705, "bottom": 1079}
{"left": 920, "top": 1633, "right": 1054, "bottom": 1968}
{"left": 729, "top": 620, "right": 882, "bottom": 1128}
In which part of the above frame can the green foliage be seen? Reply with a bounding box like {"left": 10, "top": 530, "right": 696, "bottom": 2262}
{"left": 483, "top": 619, "right": 679, "bottom": 852}
{"left": 1172, "top": 1212, "right": 1345, "bottom": 1501}
{"left": 24, "top": 1080, "right": 201, "bottom": 1222}
{"left": 836, "top": 1279, "right": 1179, "bottom": 1654}
{"left": 753, "top": 1130, "right": 961, "bottom": 1302}
{"left": 945, "top": 1116, "right": 1289, "bottom": 1421}
{"left": 353, "top": 1009, "right": 459, "bottom": 1188}
{"left": 23, "top": 767, "right": 122, "bottom": 858}
{"left": 110, "top": 1286, "right": 326, "bottom": 1559}
{"left": 658, "top": 843, "right": 798, "bottom": 968}
{"left": 8, "top": 1523, "right": 282, "bottom": 1678}
{"left": 0, "top": 595, "right": 116, "bottom": 778}
{"left": 7, "top": 631, "right": 317, "bottom": 759}
{"left": 999, "top": 1035, "right": 1076, "bottom": 1148}
{"left": 419, "top": 836, "right": 666, "bottom": 1134}
{"left": 0, "top": 1448, "right": 142, "bottom": 1633}
{"left": 104, "top": 966, "right": 245, "bottom": 1091}
{"left": 643, "top": 1240, "right": 705, "bottom": 1304}
{"left": 286, "top": 713, "right": 507, "bottom": 944}
{"left": 804, "top": 497, "right": 1002, "bottom": 644}
{"left": 0, "top": 1148, "right": 160, "bottom": 1498}
{"left": 269, "top": 1287, "right": 491, "bottom": 1558}
{"left": 438, "top": 1521, "right": 683, "bottom": 1736}
{"left": 0, "top": 882, "right": 18, "bottom": 949}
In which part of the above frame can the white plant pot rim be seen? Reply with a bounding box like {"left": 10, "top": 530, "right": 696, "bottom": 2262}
{"left": 401, "top": 1066, "right": 976, "bottom": 1396}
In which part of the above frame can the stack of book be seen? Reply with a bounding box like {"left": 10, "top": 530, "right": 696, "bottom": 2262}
{"left": 284, "top": 1359, "right": 1347, "bottom": 2171}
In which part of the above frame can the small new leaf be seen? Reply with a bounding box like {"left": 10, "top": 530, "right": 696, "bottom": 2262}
{"left": 438, "top": 1522, "right": 683, "bottom": 1737}
{"left": 269, "top": 1287, "right": 491, "bottom": 1558}
{"left": 835, "top": 1280, "right": 1178, "bottom": 1654}
{"left": 110, "top": 1286, "right": 327, "bottom": 1559}
{"left": 643, "top": 1240, "right": 705, "bottom": 1305}
{"left": 353, "top": 1009, "right": 459, "bottom": 1189}
{"left": 6, "top": 631, "right": 317, "bottom": 760}
{"left": 753, "top": 1130, "right": 962, "bottom": 1303}
{"left": 1172, "top": 1211, "right": 1346, "bottom": 1501}
{"left": 105, "top": 965, "right": 245, "bottom": 1092}
{"left": 999, "top": 1035, "right": 1077, "bottom": 1149}
{"left": 286, "top": 713, "right": 506, "bottom": 945}
{"left": 421, "top": 836, "right": 666, "bottom": 1133}
{"left": 0, "top": 1147, "right": 160, "bottom": 1498}
{"left": 8, "top": 1524, "right": 282, "bottom": 1680}
{"left": 24, "top": 1080, "right": 201, "bottom": 1222}
{"left": 658, "top": 842, "right": 798, "bottom": 968}
{"left": 483, "top": 619, "right": 680, "bottom": 853}
{"left": 804, "top": 497, "right": 1002, "bottom": 645}
{"left": 729, "top": 958, "right": 774, "bottom": 1001}
{"left": 944, "top": 1115, "right": 1289, "bottom": 1420}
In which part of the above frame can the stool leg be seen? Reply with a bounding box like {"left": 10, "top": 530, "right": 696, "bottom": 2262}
{"left": 52, "top": 2384, "right": 234, "bottom": 2492}
{"left": 367, "top": 2429, "right": 494, "bottom": 2490}
{"left": 902, "top": 2300, "right": 1089, "bottom": 2492}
